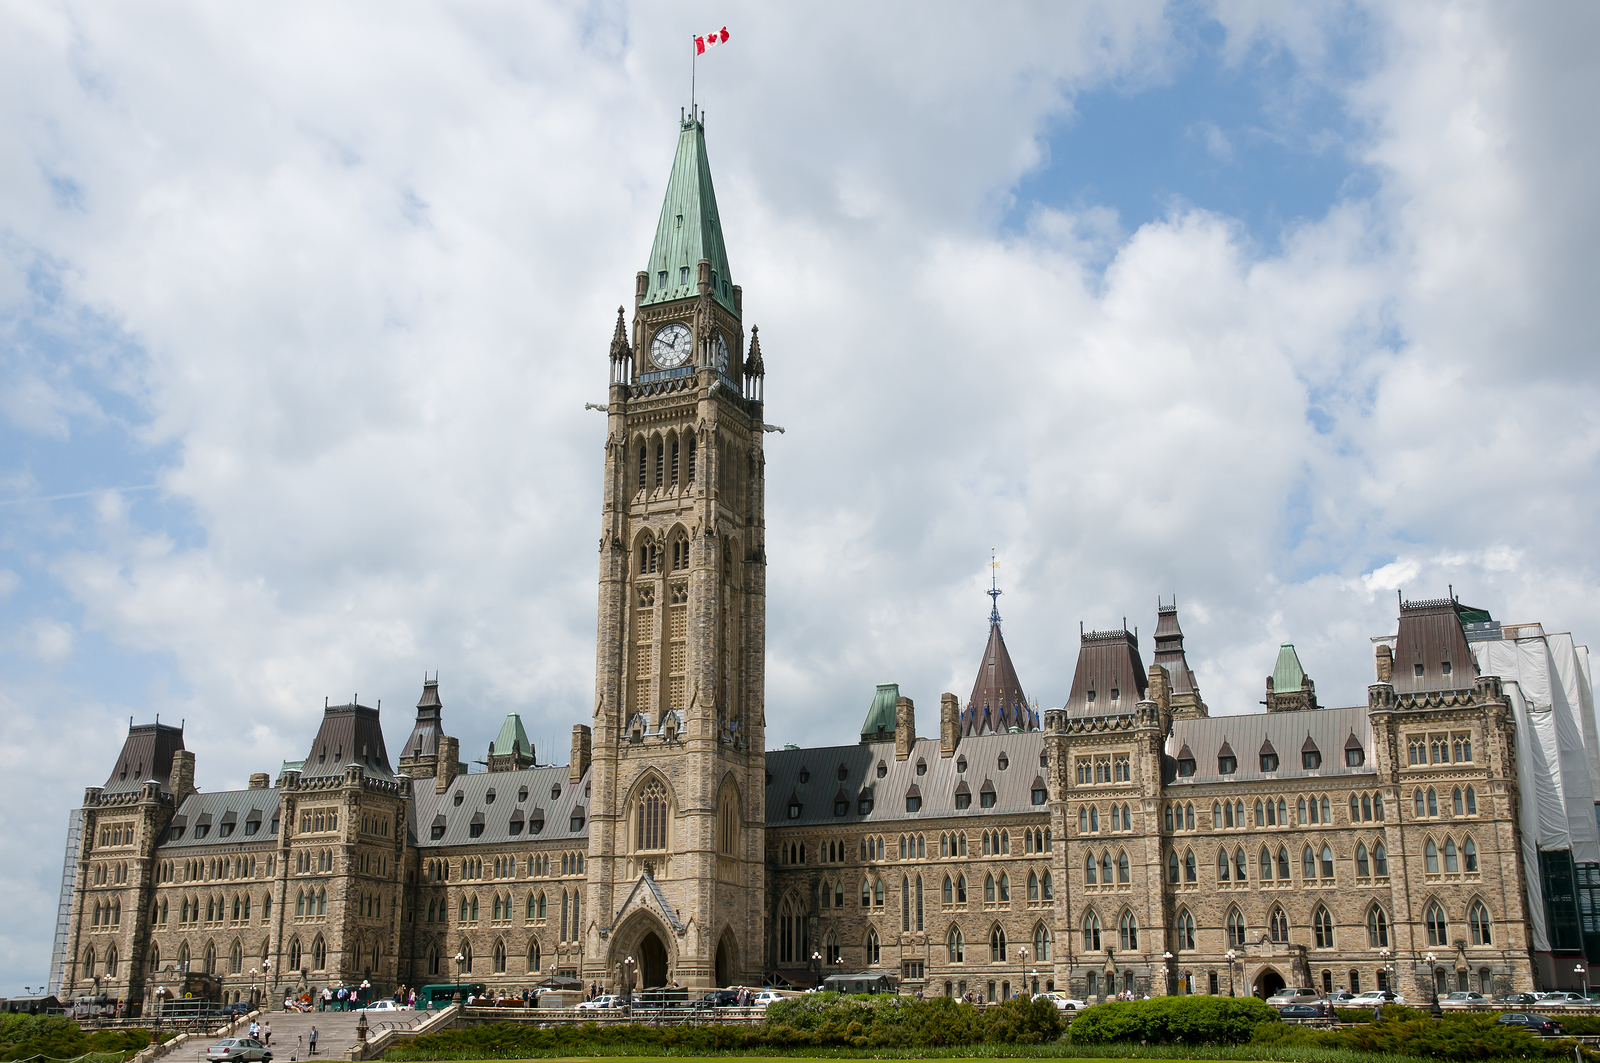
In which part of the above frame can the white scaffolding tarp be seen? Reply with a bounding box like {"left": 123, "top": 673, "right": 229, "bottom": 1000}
{"left": 1473, "top": 632, "right": 1600, "bottom": 952}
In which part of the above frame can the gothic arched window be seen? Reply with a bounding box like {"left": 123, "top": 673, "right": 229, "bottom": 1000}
{"left": 637, "top": 779, "right": 667, "bottom": 851}
{"left": 1469, "top": 901, "right": 1492, "bottom": 945}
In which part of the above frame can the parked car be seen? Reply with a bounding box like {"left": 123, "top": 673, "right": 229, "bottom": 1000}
{"left": 1266, "top": 988, "right": 1322, "bottom": 1006}
{"left": 355, "top": 1000, "right": 411, "bottom": 1013}
{"left": 1497, "top": 1013, "right": 1565, "bottom": 1036}
{"left": 220, "top": 1003, "right": 254, "bottom": 1018}
{"left": 1350, "top": 990, "right": 1407, "bottom": 1006}
{"left": 750, "top": 990, "right": 784, "bottom": 1008}
{"left": 205, "top": 1039, "right": 271, "bottom": 1063}
{"left": 1327, "top": 990, "right": 1356, "bottom": 1003}
{"left": 1440, "top": 992, "right": 1489, "bottom": 1006}
{"left": 1278, "top": 1004, "right": 1329, "bottom": 1020}
{"left": 575, "top": 995, "right": 621, "bottom": 1011}
{"left": 1536, "top": 992, "right": 1587, "bottom": 1006}
{"left": 1497, "top": 994, "right": 1542, "bottom": 1008}
{"left": 1033, "top": 992, "right": 1087, "bottom": 1012}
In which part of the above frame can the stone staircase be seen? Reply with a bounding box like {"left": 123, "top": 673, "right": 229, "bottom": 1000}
{"left": 161, "top": 1012, "right": 388, "bottom": 1063}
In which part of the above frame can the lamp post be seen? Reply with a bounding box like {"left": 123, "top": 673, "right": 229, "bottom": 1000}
{"left": 1225, "top": 950, "right": 1237, "bottom": 997}
{"left": 622, "top": 956, "right": 636, "bottom": 1017}
{"left": 454, "top": 952, "right": 466, "bottom": 1006}
{"left": 812, "top": 951, "right": 821, "bottom": 989}
{"left": 1425, "top": 952, "right": 1441, "bottom": 1021}
{"left": 1016, "top": 947, "right": 1028, "bottom": 1000}
{"left": 151, "top": 987, "right": 167, "bottom": 1047}
{"left": 1163, "top": 952, "right": 1175, "bottom": 996}
{"left": 262, "top": 959, "right": 272, "bottom": 1011}
{"left": 1576, "top": 964, "right": 1588, "bottom": 999}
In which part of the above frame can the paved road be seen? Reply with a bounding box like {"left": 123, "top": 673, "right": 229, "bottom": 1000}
{"left": 166, "top": 1011, "right": 424, "bottom": 1062}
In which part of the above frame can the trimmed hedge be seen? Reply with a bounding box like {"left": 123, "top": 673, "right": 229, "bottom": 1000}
{"left": 1067, "top": 996, "right": 1279, "bottom": 1046}
{"left": 384, "top": 994, "right": 1062, "bottom": 1059}
{"left": 1252, "top": 1011, "right": 1593, "bottom": 1062}
{"left": 0, "top": 1014, "right": 154, "bottom": 1062}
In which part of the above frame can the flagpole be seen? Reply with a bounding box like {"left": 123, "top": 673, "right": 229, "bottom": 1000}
{"left": 691, "top": 36, "right": 696, "bottom": 117}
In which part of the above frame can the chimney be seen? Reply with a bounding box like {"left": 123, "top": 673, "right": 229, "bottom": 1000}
{"left": 940, "top": 693, "right": 960, "bottom": 758}
{"left": 435, "top": 736, "right": 461, "bottom": 794}
{"left": 894, "top": 697, "right": 915, "bottom": 761}
{"left": 571, "top": 725, "right": 592, "bottom": 783}
{"left": 1375, "top": 643, "right": 1394, "bottom": 683}
{"left": 168, "top": 749, "right": 197, "bottom": 802}
{"left": 248, "top": 773, "right": 270, "bottom": 790}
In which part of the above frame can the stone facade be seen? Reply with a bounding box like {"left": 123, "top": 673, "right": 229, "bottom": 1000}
{"left": 55, "top": 117, "right": 1597, "bottom": 1015}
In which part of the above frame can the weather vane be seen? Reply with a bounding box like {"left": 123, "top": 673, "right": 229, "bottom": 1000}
{"left": 988, "top": 548, "right": 1003, "bottom": 625}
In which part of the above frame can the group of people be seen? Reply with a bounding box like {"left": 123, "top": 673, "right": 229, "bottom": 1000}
{"left": 246, "top": 1020, "right": 273, "bottom": 1046}
{"left": 279, "top": 985, "right": 374, "bottom": 1012}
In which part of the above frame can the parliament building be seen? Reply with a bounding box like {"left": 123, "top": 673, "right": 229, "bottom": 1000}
{"left": 57, "top": 116, "right": 1600, "bottom": 1012}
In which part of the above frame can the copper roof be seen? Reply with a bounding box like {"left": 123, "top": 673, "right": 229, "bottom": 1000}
{"left": 1064, "top": 627, "right": 1148, "bottom": 714}
{"left": 302, "top": 702, "right": 394, "bottom": 781}
{"left": 1166, "top": 705, "right": 1375, "bottom": 785}
{"left": 102, "top": 721, "right": 185, "bottom": 795}
{"left": 402, "top": 677, "right": 446, "bottom": 762}
{"left": 962, "top": 622, "right": 1037, "bottom": 735}
{"left": 1152, "top": 602, "right": 1198, "bottom": 694}
{"left": 1391, "top": 595, "right": 1481, "bottom": 693}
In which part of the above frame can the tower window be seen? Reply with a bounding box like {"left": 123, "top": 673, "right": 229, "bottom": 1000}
{"left": 1414, "top": 663, "right": 1424, "bottom": 677}
{"left": 671, "top": 440, "right": 679, "bottom": 485}
{"left": 655, "top": 444, "right": 664, "bottom": 487}
{"left": 679, "top": 267, "right": 689, "bottom": 285}
{"left": 657, "top": 271, "right": 666, "bottom": 289}
{"left": 687, "top": 439, "right": 697, "bottom": 482}
{"left": 638, "top": 446, "right": 647, "bottom": 491}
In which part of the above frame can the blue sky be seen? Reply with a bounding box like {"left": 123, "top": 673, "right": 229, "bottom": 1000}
{"left": 2, "top": 1, "right": 1599, "bottom": 994}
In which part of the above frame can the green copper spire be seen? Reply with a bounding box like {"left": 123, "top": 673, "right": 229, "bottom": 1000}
{"left": 1271, "top": 644, "right": 1306, "bottom": 693}
{"left": 860, "top": 683, "right": 900, "bottom": 743}
{"left": 641, "top": 117, "right": 739, "bottom": 319}
{"left": 491, "top": 713, "right": 532, "bottom": 760}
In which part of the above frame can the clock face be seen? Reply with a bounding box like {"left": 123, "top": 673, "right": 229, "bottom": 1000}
{"left": 713, "top": 332, "right": 730, "bottom": 375}
{"left": 650, "top": 323, "right": 693, "bottom": 369}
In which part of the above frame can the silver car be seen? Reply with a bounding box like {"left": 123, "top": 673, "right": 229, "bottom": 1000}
{"left": 205, "top": 1039, "right": 272, "bottom": 1063}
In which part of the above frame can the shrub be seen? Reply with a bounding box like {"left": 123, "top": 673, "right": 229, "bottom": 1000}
{"left": 0, "top": 1015, "right": 152, "bottom": 1062}
{"left": 1250, "top": 1011, "right": 1595, "bottom": 1063}
{"left": 1068, "top": 996, "right": 1278, "bottom": 1045}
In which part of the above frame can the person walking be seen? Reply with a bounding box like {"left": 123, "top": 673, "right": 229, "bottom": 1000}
{"left": 308, "top": 1027, "right": 318, "bottom": 1057}
{"left": 249, "top": 1020, "right": 259, "bottom": 1041}
{"left": 262, "top": 1020, "right": 271, "bottom": 1047}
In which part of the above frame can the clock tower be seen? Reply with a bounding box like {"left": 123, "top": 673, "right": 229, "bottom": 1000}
{"left": 585, "top": 112, "right": 768, "bottom": 991}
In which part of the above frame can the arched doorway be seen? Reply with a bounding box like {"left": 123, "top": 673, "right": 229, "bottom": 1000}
{"left": 640, "top": 932, "right": 668, "bottom": 989}
{"left": 1255, "top": 968, "right": 1285, "bottom": 998}
{"left": 715, "top": 929, "right": 737, "bottom": 989}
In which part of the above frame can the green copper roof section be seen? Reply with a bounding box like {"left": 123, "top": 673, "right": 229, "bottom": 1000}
{"left": 860, "top": 683, "right": 900, "bottom": 742}
{"left": 491, "top": 714, "right": 532, "bottom": 759}
{"left": 1272, "top": 644, "right": 1306, "bottom": 693}
{"left": 640, "top": 118, "right": 739, "bottom": 319}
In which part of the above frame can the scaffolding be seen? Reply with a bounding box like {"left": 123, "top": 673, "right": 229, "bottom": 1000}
{"left": 48, "top": 808, "right": 82, "bottom": 998}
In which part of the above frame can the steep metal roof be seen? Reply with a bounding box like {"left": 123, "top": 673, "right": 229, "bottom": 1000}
{"left": 859, "top": 684, "right": 900, "bottom": 742}
{"left": 491, "top": 714, "right": 533, "bottom": 760}
{"left": 1165, "top": 705, "right": 1375, "bottom": 786}
{"left": 765, "top": 733, "right": 1048, "bottom": 829}
{"left": 1271, "top": 644, "right": 1306, "bottom": 693}
{"left": 1065, "top": 627, "right": 1148, "bottom": 715}
{"left": 410, "top": 764, "right": 591, "bottom": 848}
{"left": 156, "top": 789, "right": 280, "bottom": 850}
{"left": 1151, "top": 602, "right": 1198, "bottom": 695}
{"left": 962, "top": 622, "right": 1037, "bottom": 735}
{"left": 301, "top": 702, "right": 394, "bottom": 781}
{"left": 1391, "top": 596, "right": 1481, "bottom": 693}
{"left": 639, "top": 117, "right": 738, "bottom": 319}
{"left": 401, "top": 678, "right": 446, "bottom": 763}
{"left": 102, "top": 721, "right": 186, "bottom": 796}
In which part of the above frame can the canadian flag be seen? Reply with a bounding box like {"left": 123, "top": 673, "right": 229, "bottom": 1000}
{"left": 695, "top": 27, "right": 729, "bottom": 55}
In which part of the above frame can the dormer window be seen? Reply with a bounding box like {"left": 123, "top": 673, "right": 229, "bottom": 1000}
{"left": 552, "top": 784, "right": 562, "bottom": 799}
{"left": 1303, "top": 749, "right": 1322, "bottom": 769}
{"left": 997, "top": 753, "right": 1009, "bottom": 771}
{"left": 518, "top": 787, "right": 528, "bottom": 803}
{"left": 485, "top": 788, "right": 496, "bottom": 804}
{"left": 453, "top": 791, "right": 464, "bottom": 806}
{"left": 1087, "top": 690, "right": 1097, "bottom": 703}
{"left": 858, "top": 788, "right": 874, "bottom": 815}
{"left": 1260, "top": 753, "right": 1279, "bottom": 772}
{"left": 798, "top": 767, "right": 810, "bottom": 783}
{"left": 837, "top": 764, "right": 849, "bottom": 781}
{"left": 1441, "top": 661, "right": 1453, "bottom": 675}
{"left": 1346, "top": 747, "right": 1363, "bottom": 767}
{"left": 877, "top": 761, "right": 887, "bottom": 778}
{"left": 834, "top": 798, "right": 848, "bottom": 816}
{"left": 1111, "top": 688, "right": 1120, "bottom": 700}
{"left": 1414, "top": 663, "right": 1424, "bottom": 677}
{"left": 570, "top": 809, "right": 585, "bottom": 831}
{"left": 430, "top": 815, "right": 446, "bottom": 840}
{"left": 956, "top": 757, "right": 967, "bottom": 774}
{"left": 657, "top": 271, "right": 667, "bottom": 289}
{"left": 1177, "top": 758, "right": 1196, "bottom": 777}
{"left": 905, "top": 786, "right": 922, "bottom": 813}
{"left": 1218, "top": 756, "right": 1236, "bottom": 775}
{"left": 788, "top": 801, "right": 802, "bottom": 820}
{"left": 679, "top": 266, "right": 689, "bottom": 285}
{"left": 979, "top": 780, "right": 997, "bottom": 809}
{"left": 916, "top": 759, "right": 927, "bottom": 776}
{"left": 468, "top": 811, "right": 485, "bottom": 838}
